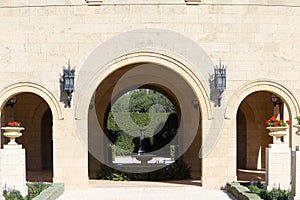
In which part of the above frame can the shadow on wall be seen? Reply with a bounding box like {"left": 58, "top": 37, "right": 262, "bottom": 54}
{"left": 59, "top": 75, "right": 69, "bottom": 108}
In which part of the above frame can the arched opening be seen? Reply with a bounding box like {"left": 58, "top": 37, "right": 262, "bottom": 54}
{"left": 87, "top": 63, "right": 202, "bottom": 181}
{"left": 225, "top": 80, "right": 300, "bottom": 184}
{"left": 105, "top": 88, "right": 179, "bottom": 165}
{"left": 236, "top": 91, "right": 288, "bottom": 182}
{"left": 1, "top": 92, "right": 53, "bottom": 182}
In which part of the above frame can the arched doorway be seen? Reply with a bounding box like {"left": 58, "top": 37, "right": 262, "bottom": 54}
{"left": 1, "top": 93, "right": 54, "bottom": 182}
{"left": 74, "top": 29, "right": 214, "bottom": 187}
{"left": 236, "top": 91, "right": 274, "bottom": 181}
{"left": 87, "top": 63, "right": 203, "bottom": 180}
{"left": 226, "top": 80, "right": 300, "bottom": 182}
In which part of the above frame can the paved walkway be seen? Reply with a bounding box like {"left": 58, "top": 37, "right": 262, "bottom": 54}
{"left": 57, "top": 180, "right": 236, "bottom": 200}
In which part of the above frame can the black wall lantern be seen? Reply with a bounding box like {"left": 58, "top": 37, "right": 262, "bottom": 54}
{"left": 63, "top": 61, "right": 75, "bottom": 107}
{"left": 270, "top": 94, "right": 282, "bottom": 106}
{"left": 270, "top": 94, "right": 282, "bottom": 118}
{"left": 6, "top": 97, "right": 17, "bottom": 108}
{"left": 214, "top": 59, "right": 227, "bottom": 106}
{"left": 214, "top": 60, "right": 227, "bottom": 91}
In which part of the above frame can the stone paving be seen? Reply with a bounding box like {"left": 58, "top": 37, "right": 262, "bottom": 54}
{"left": 57, "top": 180, "right": 236, "bottom": 200}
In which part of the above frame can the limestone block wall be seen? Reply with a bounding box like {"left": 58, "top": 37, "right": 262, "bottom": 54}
{"left": 0, "top": 0, "right": 299, "bottom": 189}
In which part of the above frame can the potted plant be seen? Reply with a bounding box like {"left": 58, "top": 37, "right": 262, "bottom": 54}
{"left": 293, "top": 116, "right": 300, "bottom": 136}
{"left": 1, "top": 121, "right": 24, "bottom": 145}
{"left": 265, "top": 116, "right": 290, "bottom": 144}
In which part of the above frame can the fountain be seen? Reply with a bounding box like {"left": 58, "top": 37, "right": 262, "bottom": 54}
{"left": 132, "top": 128, "right": 155, "bottom": 165}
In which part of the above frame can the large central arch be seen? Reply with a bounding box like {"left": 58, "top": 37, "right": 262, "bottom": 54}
{"left": 74, "top": 28, "right": 215, "bottom": 121}
{"left": 87, "top": 60, "right": 207, "bottom": 178}
{"left": 75, "top": 51, "right": 212, "bottom": 121}
{"left": 74, "top": 28, "right": 217, "bottom": 186}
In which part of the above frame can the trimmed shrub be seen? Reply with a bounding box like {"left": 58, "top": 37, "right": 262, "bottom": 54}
{"left": 96, "top": 162, "right": 191, "bottom": 181}
{"left": 3, "top": 188, "right": 23, "bottom": 200}
{"left": 248, "top": 182, "right": 291, "bottom": 200}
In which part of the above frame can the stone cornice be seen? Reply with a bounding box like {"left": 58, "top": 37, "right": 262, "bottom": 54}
{"left": 185, "top": 0, "right": 202, "bottom": 5}
{"left": 85, "top": 0, "right": 103, "bottom": 6}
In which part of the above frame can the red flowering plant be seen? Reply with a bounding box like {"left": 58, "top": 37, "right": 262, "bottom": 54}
{"left": 7, "top": 121, "right": 21, "bottom": 127}
{"left": 265, "top": 116, "right": 290, "bottom": 127}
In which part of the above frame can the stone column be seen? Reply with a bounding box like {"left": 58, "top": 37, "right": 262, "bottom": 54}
{"left": 0, "top": 145, "right": 27, "bottom": 196}
{"left": 266, "top": 144, "right": 291, "bottom": 190}
{"left": 292, "top": 150, "right": 300, "bottom": 200}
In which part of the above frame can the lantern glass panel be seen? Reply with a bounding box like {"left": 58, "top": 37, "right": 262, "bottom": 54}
{"left": 215, "top": 75, "right": 222, "bottom": 89}
{"left": 222, "top": 74, "right": 226, "bottom": 89}
{"left": 64, "top": 77, "right": 70, "bottom": 90}
{"left": 70, "top": 77, "right": 74, "bottom": 88}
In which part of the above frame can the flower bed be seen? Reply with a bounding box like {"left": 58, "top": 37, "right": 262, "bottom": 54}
{"left": 227, "top": 182, "right": 291, "bottom": 200}
{"left": 226, "top": 182, "right": 262, "bottom": 200}
{"left": 32, "top": 183, "right": 64, "bottom": 200}
{"left": 2, "top": 182, "right": 64, "bottom": 200}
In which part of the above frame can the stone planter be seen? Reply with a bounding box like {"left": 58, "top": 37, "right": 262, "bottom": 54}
{"left": 132, "top": 154, "right": 155, "bottom": 165}
{"left": 294, "top": 125, "right": 300, "bottom": 136}
{"left": 266, "top": 126, "right": 288, "bottom": 144}
{"left": 1, "top": 127, "right": 24, "bottom": 145}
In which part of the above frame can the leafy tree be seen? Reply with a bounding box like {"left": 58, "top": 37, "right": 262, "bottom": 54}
{"left": 107, "top": 89, "right": 177, "bottom": 155}
{"left": 112, "top": 89, "right": 175, "bottom": 113}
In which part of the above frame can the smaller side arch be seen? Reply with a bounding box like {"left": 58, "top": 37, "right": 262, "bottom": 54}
{"left": 225, "top": 79, "right": 300, "bottom": 120}
{"left": 0, "top": 81, "right": 63, "bottom": 120}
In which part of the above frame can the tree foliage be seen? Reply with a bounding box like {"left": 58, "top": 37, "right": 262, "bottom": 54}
{"left": 107, "top": 89, "right": 178, "bottom": 155}
{"left": 112, "top": 89, "right": 175, "bottom": 113}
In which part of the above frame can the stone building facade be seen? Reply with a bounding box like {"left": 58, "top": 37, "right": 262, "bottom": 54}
{"left": 0, "top": 0, "right": 300, "bottom": 190}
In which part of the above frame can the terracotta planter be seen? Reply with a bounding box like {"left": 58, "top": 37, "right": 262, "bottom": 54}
{"left": 1, "top": 127, "right": 24, "bottom": 145}
{"left": 266, "top": 126, "right": 288, "bottom": 144}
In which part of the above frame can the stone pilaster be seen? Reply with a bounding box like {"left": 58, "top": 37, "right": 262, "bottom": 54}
{"left": 0, "top": 145, "right": 27, "bottom": 196}
{"left": 266, "top": 145, "right": 291, "bottom": 190}
{"left": 292, "top": 150, "right": 300, "bottom": 200}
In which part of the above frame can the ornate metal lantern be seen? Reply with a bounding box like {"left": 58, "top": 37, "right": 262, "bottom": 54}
{"left": 63, "top": 61, "right": 75, "bottom": 107}
{"left": 6, "top": 97, "right": 17, "bottom": 108}
{"left": 214, "top": 60, "right": 227, "bottom": 91}
{"left": 270, "top": 94, "right": 282, "bottom": 106}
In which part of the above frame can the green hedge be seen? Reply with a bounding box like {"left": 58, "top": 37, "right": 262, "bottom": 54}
{"left": 96, "top": 162, "right": 191, "bottom": 181}
{"left": 108, "top": 112, "right": 175, "bottom": 154}
{"left": 108, "top": 112, "right": 172, "bottom": 137}
{"left": 227, "top": 182, "right": 291, "bottom": 200}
